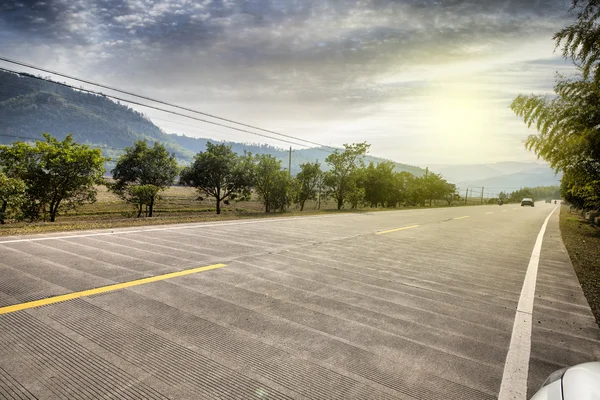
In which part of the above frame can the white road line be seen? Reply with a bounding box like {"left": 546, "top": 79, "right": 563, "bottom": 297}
{"left": 0, "top": 213, "right": 351, "bottom": 244}
{"left": 498, "top": 206, "right": 558, "bottom": 400}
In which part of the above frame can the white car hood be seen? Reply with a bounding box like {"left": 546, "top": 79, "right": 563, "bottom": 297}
{"left": 563, "top": 362, "right": 600, "bottom": 399}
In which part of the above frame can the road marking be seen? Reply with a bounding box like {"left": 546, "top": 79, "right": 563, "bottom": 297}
{"left": 454, "top": 216, "right": 469, "bottom": 220}
{"left": 498, "top": 206, "right": 558, "bottom": 400}
{"left": 0, "top": 263, "right": 226, "bottom": 315}
{"left": 485, "top": 212, "right": 494, "bottom": 214}
{"left": 0, "top": 214, "right": 352, "bottom": 244}
{"left": 377, "top": 225, "right": 419, "bottom": 235}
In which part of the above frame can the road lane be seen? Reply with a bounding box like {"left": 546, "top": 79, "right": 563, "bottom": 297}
{"left": 0, "top": 203, "right": 598, "bottom": 399}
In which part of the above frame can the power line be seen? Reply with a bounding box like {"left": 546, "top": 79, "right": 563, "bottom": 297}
{"left": 0, "top": 66, "right": 330, "bottom": 151}
{"left": 0, "top": 57, "right": 338, "bottom": 151}
{"left": 0, "top": 84, "right": 307, "bottom": 148}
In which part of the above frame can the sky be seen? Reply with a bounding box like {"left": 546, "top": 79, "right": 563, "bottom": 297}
{"left": 0, "top": 0, "right": 578, "bottom": 166}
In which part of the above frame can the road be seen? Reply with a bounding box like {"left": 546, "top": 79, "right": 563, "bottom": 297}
{"left": 0, "top": 203, "right": 598, "bottom": 399}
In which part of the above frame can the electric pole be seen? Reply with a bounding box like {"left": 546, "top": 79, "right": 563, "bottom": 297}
{"left": 465, "top": 188, "right": 468, "bottom": 205}
{"left": 480, "top": 186, "right": 484, "bottom": 204}
{"left": 288, "top": 146, "right": 292, "bottom": 176}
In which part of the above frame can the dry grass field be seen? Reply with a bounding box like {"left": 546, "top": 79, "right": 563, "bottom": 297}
{"left": 0, "top": 185, "right": 493, "bottom": 236}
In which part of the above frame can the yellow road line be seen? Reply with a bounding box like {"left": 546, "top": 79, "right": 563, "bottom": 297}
{"left": 377, "top": 225, "right": 419, "bottom": 235}
{"left": 454, "top": 216, "right": 470, "bottom": 220}
{"left": 485, "top": 212, "right": 494, "bottom": 214}
{"left": 0, "top": 263, "right": 227, "bottom": 315}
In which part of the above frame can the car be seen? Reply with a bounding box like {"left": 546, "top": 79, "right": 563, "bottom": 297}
{"left": 530, "top": 362, "right": 600, "bottom": 399}
{"left": 521, "top": 198, "right": 534, "bottom": 207}
{"left": 545, "top": 199, "right": 551, "bottom": 203}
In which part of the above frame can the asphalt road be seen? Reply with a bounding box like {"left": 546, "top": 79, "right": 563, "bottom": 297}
{"left": 0, "top": 203, "right": 598, "bottom": 399}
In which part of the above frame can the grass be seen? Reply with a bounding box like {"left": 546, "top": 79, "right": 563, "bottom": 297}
{"left": 0, "top": 185, "right": 497, "bottom": 237}
{"left": 559, "top": 205, "right": 600, "bottom": 326}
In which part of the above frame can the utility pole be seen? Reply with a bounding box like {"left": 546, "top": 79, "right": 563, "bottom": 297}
{"left": 288, "top": 146, "right": 292, "bottom": 176}
{"left": 465, "top": 188, "right": 468, "bottom": 205}
{"left": 480, "top": 186, "right": 484, "bottom": 204}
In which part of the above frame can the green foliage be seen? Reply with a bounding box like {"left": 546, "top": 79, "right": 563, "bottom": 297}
{"left": 324, "top": 142, "right": 370, "bottom": 209}
{"left": 443, "top": 183, "right": 459, "bottom": 205}
{"left": 422, "top": 170, "right": 451, "bottom": 206}
{"left": 0, "top": 172, "right": 26, "bottom": 223}
{"left": 254, "top": 154, "right": 294, "bottom": 212}
{"left": 180, "top": 142, "right": 254, "bottom": 214}
{"left": 507, "top": 186, "right": 561, "bottom": 203}
{"left": 0, "top": 133, "right": 106, "bottom": 222}
{"left": 511, "top": 1, "right": 600, "bottom": 211}
{"left": 554, "top": 0, "right": 600, "bottom": 81}
{"left": 295, "top": 162, "right": 322, "bottom": 211}
{"left": 110, "top": 140, "right": 179, "bottom": 217}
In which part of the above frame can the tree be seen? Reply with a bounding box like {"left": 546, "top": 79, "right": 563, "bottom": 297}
{"left": 324, "top": 142, "right": 370, "bottom": 209}
{"left": 0, "top": 134, "right": 106, "bottom": 222}
{"left": 512, "top": 0, "right": 600, "bottom": 211}
{"left": 180, "top": 142, "right": 254, "bottom": 215}
{"left": 110, "top": 140, "right": 179, "bottom": 217}
{"left": 119, "top": 184, "right": 161, "bottom": 218}
{"left": 554, "top": 0, "right": 600, "bottom": 81}
{"left": 443, "top": 183, "right": 459, "bottom": 205}
{"left": 254, "top": 154, "right": 292, "bottom": 212}
{"left": 295, "top": 162, "right": 322, "bottom": 211}
{"left": 421, "top": 171, "right": 448, "bottom": 206}
{"left": 0, "top": 172, "right": 25, "bottom": 224}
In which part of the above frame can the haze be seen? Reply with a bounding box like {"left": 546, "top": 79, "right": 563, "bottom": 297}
{"left": 0, "top": 0, "right": 576, "bottom": 165}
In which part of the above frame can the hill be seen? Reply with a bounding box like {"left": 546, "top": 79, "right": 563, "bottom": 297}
{"left": 0, "top": 70, "right": 425, "bottom": 176}
{"left": 429, "top": 162, "right": 561, "bottom": 191}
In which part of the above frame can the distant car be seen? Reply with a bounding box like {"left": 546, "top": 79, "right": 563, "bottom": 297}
{"left": 530, "top": 362, "right": 600, "bottom": 400}
{"left": 521, "top": 198, "right": 534, "bottom": 207}
{"left": 545, "top": 199, "right": 551, "bottom": 203}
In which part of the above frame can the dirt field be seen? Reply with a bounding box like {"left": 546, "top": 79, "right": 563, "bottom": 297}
{"left": 0, "top": 185, "right": 494, "bottom": 236}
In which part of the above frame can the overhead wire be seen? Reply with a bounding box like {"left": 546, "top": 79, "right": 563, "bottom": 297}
{"left": 0, "top": 84, "right": 306, "bottom": 149}
{"left": 0, "top": 57, "right": 338, "bottom": 150}
{"left": 0, "top": 70, "right": 328, "bottom": 151}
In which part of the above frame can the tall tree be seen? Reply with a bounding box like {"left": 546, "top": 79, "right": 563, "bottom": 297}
{"left": 443, "top": 182, "right": 459, "bottom": 206}
{"left": 0, "top": 172, "right": 25, "bottom": 224}
{"left": 422, "top": 172, "right": 448, "bottom": 206}
{"left": 555, "top": 0, "right": 600, "bottom": 81}
{"left": 0, "top": 134, "right": 106, "bottom": 222}
{"left": 254, "top": 154, "right": 292, "bottom": 212}
{"left": 180, "top": 143, "right": 254, "bottom": 215}
{"left": 512, "top": 0, "right": 600, "bottom": 210}
{"left": 110, "top": 140, "right": 179, "bottom": 217}
{"left": 295, "top": 162, "right": 322, "bottom": 211}
{"left": 324, "top": 142, "right": 370, "bottom": 209}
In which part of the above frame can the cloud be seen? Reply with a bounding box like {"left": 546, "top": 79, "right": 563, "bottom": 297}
{"left": 0, "top": 0, "right": 576, "bottom": 163}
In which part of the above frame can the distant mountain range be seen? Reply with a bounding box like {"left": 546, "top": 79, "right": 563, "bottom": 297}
{"left": 427, "top": 162, "right": 561, "bottom": 192}
{"left": 0, "top": 70, "right": 425, "bottom": 176}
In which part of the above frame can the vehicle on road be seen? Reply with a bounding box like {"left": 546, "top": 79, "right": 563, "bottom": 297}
{"left": 498, "top": 199, "right": 503, "bottom": 205}
{"left": 530, "top": 362, "right": 600, "bottom": 399}
{"left": 521, "top": 198, "right": 535, "bottom": 207}
{"left": 545, "top": 199, "right": 551, "bottom": 203}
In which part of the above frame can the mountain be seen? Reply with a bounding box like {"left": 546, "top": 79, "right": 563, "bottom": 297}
{"left": 429, "top": 162, "right": 561, "bottom": 192}
{"left": 0, "top": 70, "right": 425, "bottom": 176}
{"left": 429, "top": 164, "right": 503, "bottom": 183}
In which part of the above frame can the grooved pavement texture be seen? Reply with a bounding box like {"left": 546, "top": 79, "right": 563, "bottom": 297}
{"left": 0, "top": 204, "right": 598, "bottom": 399}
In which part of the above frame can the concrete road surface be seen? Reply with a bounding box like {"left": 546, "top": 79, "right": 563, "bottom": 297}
{"left": 0, "top": 203, "right": 598, "bottom": 399}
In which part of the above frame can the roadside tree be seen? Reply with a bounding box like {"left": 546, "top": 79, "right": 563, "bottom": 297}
{"left": 109, "top": 140, "right": 178, "bottom": 217}
{"left": 0, "top": 172, "right": 25, "bottom": 224}
{"left": 180, "top": 142, "right": 254, "bottom": 215}
{"left": 254, "top": 154, "right": 293, "bottom": 212}
{"left": 324, "top": 142, "right": 370, "bottom": 209}
{"left": 0, "top": 133, "right": 106, "bottom": 222}
{"left": 295, "top": 161, "right": 322, "bottom": 211}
